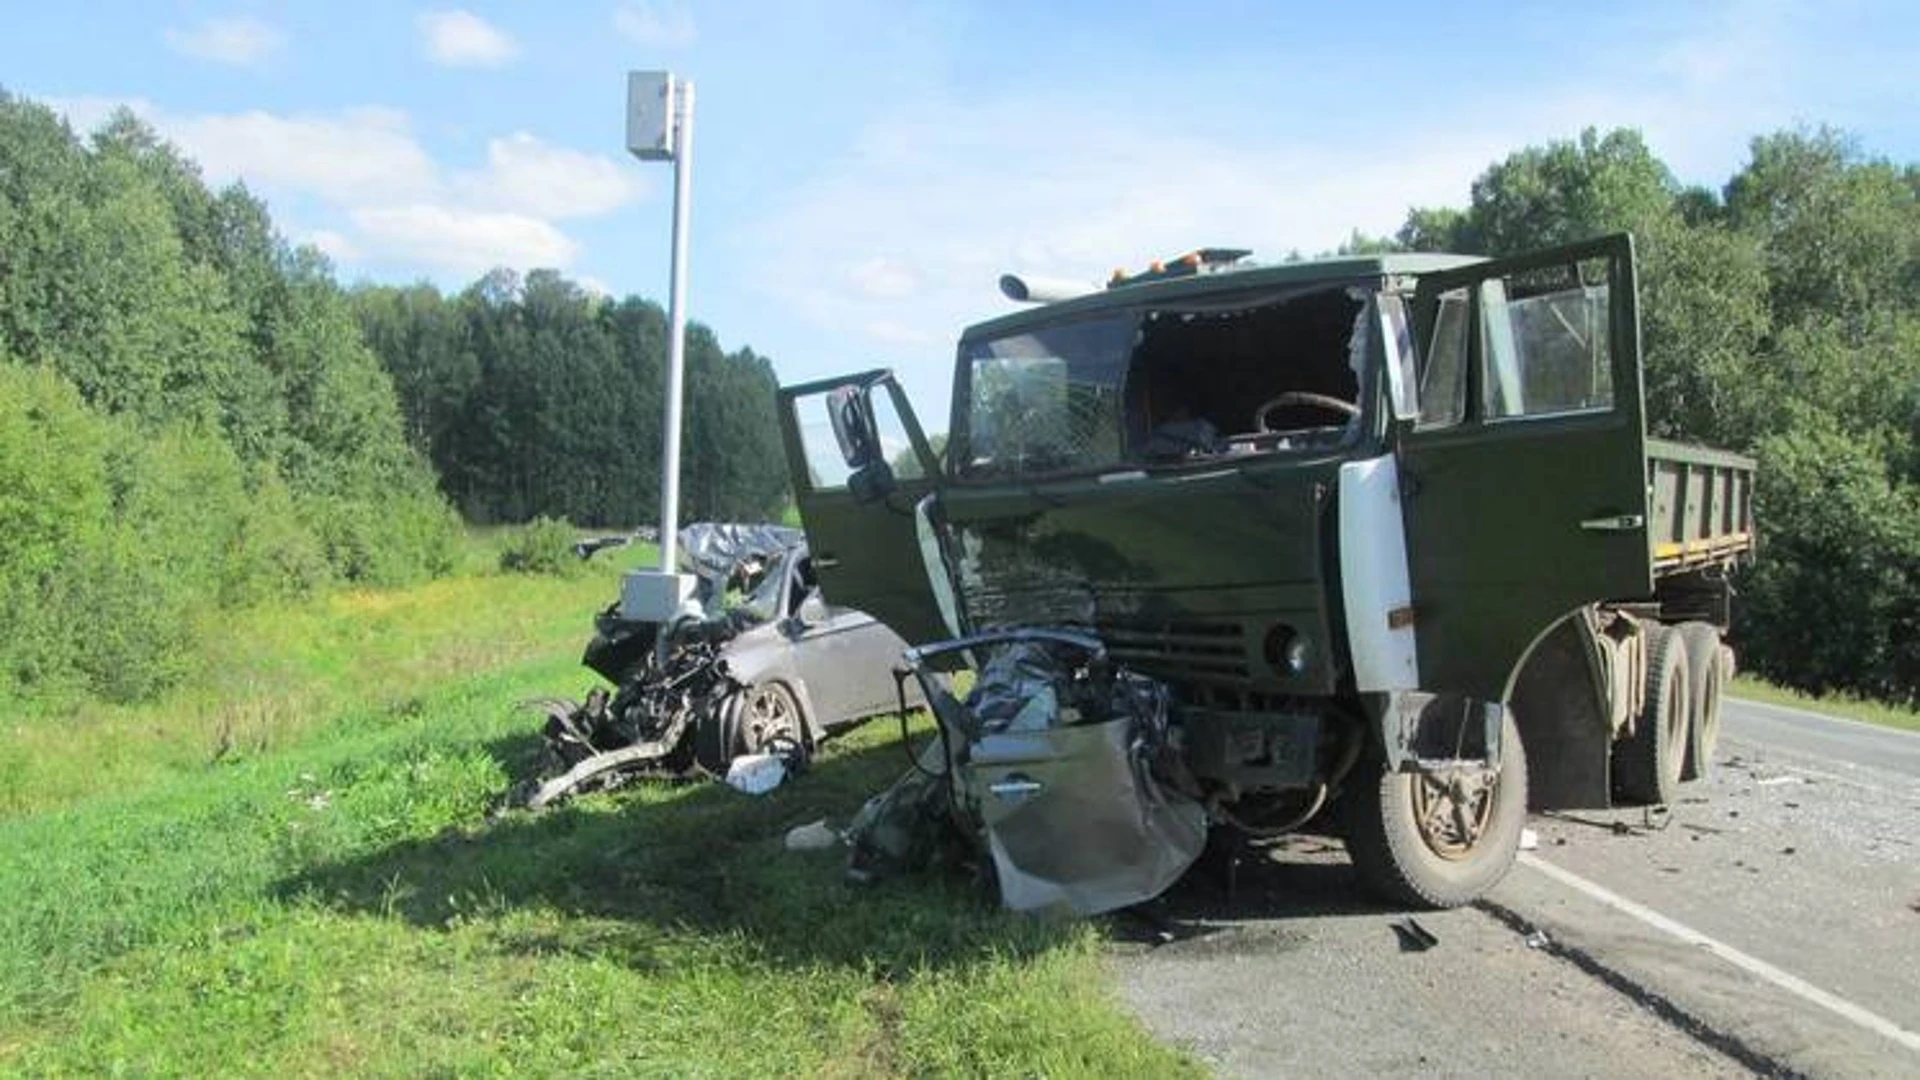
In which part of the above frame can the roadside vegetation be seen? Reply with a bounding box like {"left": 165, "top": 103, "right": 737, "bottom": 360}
{"left": 1729, "top": 676, "right": 1920, "bottom": 735}
{"left": 0, "top": 535, "right": 1192, "bottom": 1076}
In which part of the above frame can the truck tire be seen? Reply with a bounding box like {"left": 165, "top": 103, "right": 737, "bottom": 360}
{"left": 1677, "top": 622, "right": 1726, "bottom": 781}
{"left": 1613, "top": 624, "right": 1691, "bottom": 804}
{"left": 1345, "top": 711, "right": 1528, "bottom": 909}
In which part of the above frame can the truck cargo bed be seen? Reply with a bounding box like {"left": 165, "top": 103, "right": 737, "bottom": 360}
{"left": 1647, "top": 439, "right": 1757, "bottom": 575}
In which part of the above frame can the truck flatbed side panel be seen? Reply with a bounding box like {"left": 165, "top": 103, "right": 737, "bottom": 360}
{"left": 1646, "top": 439, "right": 1757, "bottom": 575}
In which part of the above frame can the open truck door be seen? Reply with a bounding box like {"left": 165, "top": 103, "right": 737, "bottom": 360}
{"left": 777, "top": 370, "right": 950, "bottom": 647}
{"left": 1397, "top": 234, "right": 1651, "bottom": 702}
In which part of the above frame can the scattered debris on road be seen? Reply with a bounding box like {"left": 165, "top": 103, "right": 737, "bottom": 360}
{"left": 1525, "top": 928, "right": 1552, "bottom": 950}
{"left": 1393, "top": 918, "right": 1440, "bottom": 952}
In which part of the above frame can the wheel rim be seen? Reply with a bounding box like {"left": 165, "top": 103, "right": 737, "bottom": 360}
{"left": 739, "top": 684, "right": 800, "bottom": 754}
{"left": 1410, "top": 768, "right": 1498, "bottom": 860}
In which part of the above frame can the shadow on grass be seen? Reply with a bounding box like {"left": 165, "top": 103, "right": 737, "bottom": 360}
{"left": 278, "top": 733, "right": 1075, "bottom": 976}
{"left": 282, "top": 721, "right": 1410, "bottom": 976}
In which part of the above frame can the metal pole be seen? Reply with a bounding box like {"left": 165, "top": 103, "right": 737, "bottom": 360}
{"left": 656, "top": 79, "right": 694, "bottom": 573}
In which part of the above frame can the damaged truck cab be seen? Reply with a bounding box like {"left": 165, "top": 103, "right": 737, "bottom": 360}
{"left": 777, "top": 234, "right": 1755, "bottom": 908}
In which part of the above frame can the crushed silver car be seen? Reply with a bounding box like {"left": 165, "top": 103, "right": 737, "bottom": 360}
{"left": 847, "top": 628, "right": 1207, "bottom": 915}
{"left": 518, "top": 523, "right": 923, "bottom": 808}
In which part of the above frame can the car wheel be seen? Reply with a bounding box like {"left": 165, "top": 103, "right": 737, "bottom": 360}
{"left": 737, "top": 681, "right": 805, "bottom": 754}
{"left": 698, "top": 682, "right": 806, "bottom": 774}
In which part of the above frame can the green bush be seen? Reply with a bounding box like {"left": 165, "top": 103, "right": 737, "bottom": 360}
{"left": 0, "top": 364, "right": 460, "bottom": 706}
{"left": 1736, "top": 419, "right": 1920, "bottom": 705}
{"left": 496, "top": 516, "right": 583, "bottom": 576}
{"left": 0, "top": 365, "right": 112, "bottom": 699}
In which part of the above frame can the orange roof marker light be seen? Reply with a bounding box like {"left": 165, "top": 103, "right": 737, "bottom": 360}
{"left": 1106, "top": 247, "right": 1253, "bottom": 289}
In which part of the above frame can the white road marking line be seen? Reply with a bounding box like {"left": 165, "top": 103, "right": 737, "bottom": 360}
{"left": 1518, "top": 852, "right": 1920, "bottom": 1056}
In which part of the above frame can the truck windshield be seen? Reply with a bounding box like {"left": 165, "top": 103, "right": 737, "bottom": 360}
{"left": 955, "top": 284, "right": 1372, "bottom": 480}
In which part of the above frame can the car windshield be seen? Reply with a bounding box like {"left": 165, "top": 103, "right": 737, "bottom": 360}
{"left": 732, "top": 548, "right": 791, "bottom": 624}
{"left": 954, "top": 284, "right": 1374, "bottom": 481}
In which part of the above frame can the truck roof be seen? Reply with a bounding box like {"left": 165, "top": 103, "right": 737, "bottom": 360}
{"left": 962, "top": 250, "right": 1485, "bottom": 342}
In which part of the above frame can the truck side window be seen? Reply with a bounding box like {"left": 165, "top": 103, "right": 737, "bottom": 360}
{"left": 1481, "top": 265, "right": 1614, "bottom": 420}
{"left": 795, "top": 392, "right": 855, "bottom": 490}
{"left": 1419, "top": 288, "right": 1469, "bottom": 427}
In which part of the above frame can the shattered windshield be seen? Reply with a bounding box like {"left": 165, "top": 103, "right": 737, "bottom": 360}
{"left": 957, "top": 314, "right": 1134, "bottom": 479}
{"left": 955, "top": 285, "right": 1374, "bottom": 481}
{"left": 731, "top": 549, "right": 789, "bottom": 624}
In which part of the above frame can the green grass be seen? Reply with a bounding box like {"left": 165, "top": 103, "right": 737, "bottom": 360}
{"left": 1729, "top": 675, "right": 1920, "bottom": 733}
{"left": 0, "top": 533, "right": 1194, "bottom": 1077}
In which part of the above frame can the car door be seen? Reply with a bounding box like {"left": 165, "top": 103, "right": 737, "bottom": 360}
{"left": 1397, "top": 234, "right": 1651, "bottom": 701}
{"left": 776, "top": 370, "right": 949, "bottom": 647}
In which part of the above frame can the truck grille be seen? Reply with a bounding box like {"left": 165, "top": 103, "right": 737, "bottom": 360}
{"left": 1098, "top": 618, "right": 1250, "bottom": 682}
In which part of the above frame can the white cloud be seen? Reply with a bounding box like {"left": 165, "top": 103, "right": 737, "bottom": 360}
{"left": 166, "top": 107, "right": 439, "bottom": 204}
{"left": 847, "top": 256, "right": 920, "bottom": 300}
{"left": 43, "top": 95, "right": 640, "bottom": 280}
{"left": 352, "top": 205, "right": 578, "bottom": 277}
{"left": 416, "top": 10, "right": 519, "bottom": 68}
{"left": 303, "top": 229, "right": 360, "bottom": 262}
{"left": 613, "top": 2, "right": 697, "bottom": 48}
{"left": 163, "top": 16, "right": 285, "bottom": 67}
{"left": 458, "top": 132, "right": 643, "bottom": 219}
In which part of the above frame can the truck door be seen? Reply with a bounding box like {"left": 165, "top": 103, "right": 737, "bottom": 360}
{"left": 1397, "top": 234, "right": 1650, "bottom": 701}
{"left": 776, "top": 370, "right": 949, "bottom": 646}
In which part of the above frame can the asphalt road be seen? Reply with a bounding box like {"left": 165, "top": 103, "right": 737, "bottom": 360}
{"left": 1114, "top": 698, "right": 1920, "bottom": 1078}
{"left": 1721, "top": 695, "right": 1920, "bottom": 778}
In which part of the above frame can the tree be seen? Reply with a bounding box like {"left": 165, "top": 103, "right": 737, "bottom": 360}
{"left": 1386, "top": 123, "right": 1920, "bottom": 704}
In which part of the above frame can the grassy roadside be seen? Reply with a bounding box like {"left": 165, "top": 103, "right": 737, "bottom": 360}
{"left": 1729, "top": 675, "right": 1920, "bottom": 734}
{"left": 0, "top": 533, "right": 1194, "bottom": 1076}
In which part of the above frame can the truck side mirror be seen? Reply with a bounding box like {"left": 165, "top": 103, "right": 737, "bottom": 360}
{"left": 828, "top": 385, "right": 880, "bottom": 469}
{"left": 848, "top": 458, "right": 896, "bottom": 504}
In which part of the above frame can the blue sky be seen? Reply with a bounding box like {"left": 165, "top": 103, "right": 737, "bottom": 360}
{"left": 5, "top": 1, "right": 1917, "bottom": 425}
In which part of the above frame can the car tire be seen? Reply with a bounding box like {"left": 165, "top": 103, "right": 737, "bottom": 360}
{"left": 1614, "top": 624, "right": 1690, "bottom": 805}
{"left": 699, "top": 682, "right": 806, "bottom": 775}
{"left": 1345, "top": 710, "right": 1528, "bottom": 909}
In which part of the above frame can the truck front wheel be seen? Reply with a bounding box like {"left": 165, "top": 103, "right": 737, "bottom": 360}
{"left": 1345, "top": 711, "right": 1528, "bottom": 909}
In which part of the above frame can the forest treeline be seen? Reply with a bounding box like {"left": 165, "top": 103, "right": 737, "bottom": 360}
{"left": 350, "top": 271, "right": 786, "bottom": 527}
{"left": 2, "top": 85, "right": 1913, "bottom": 707}
{"left": 1345, "top": 128, "right": 1919, "bottom": 704}
{"left": 0, "top": 93, "right": 784, "bottom": 706}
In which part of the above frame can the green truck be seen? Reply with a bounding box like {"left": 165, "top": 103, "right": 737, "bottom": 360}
{"left": 776, "top": 233, "right": 1756, "bottom": 908}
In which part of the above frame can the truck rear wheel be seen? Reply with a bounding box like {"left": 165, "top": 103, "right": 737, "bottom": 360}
{"left": 1614, "top": 624, "right": 1691, "bottom": 804}
{"left": 1345, "top": 711, "right": 1527, "bottom": 909}
{"left": 1677, "top": 622, "right": 1726, "bottom": 781}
